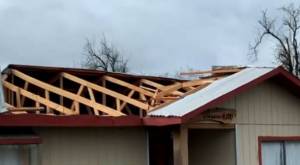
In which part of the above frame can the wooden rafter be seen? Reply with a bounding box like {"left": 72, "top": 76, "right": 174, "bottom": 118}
{"left": 62, "top": 72, "right": 150, "bottom": 111}
{"left": 103, "top": 75, "right": 154, "bottom": 97}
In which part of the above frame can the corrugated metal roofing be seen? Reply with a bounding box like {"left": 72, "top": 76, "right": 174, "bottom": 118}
{"left": 149, "top": 67, "right": 274, "bottom": 117}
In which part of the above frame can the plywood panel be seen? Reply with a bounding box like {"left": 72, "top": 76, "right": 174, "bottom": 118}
{"left": 36, "top": 128, "right": 147, "bottom": 165}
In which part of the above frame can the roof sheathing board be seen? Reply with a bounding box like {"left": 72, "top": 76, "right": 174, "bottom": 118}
{"left": 149, "top": 67, "right": 274, "bottom": 117}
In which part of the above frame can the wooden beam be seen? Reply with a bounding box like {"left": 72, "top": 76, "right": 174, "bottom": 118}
{"left": 181, "top": 79, "right": 214, "bottom": 88}
{"left": 103, "top": 75, "right": 154, "bottom": 97}
{"left": 1, "top": 74, "right": 8, "bottom": 81}
{"left": 182, "top": 86, "right": 195, "bottom": 92}
{"left": 140, "top": 86, "right": 157, "bottom": 92}
{"left": 87, "top": 87, "right": 100, "bottom": 115}
{"left": 102, "top": 79, "right": 106, "bottom": 105}
{"left": 15, "top": 88, "right": 21, "bottom": 107}
{"left": 59, "top": 76, "right": 64, "bottom": 107}
{"left": 35, "top": 101, "right": 40, "bottom": 114}
{"left": 3, "top": 81, "right": 75, "bottom": 115}
{"left": 62, "top": 72, "right": 149, "bottom": 111}
{"left": 116, "top": 99, "right": 121, "bottom": 111}
{"left": 21, "top": 82, "right": 29, "bottom": 106}
{"left": 160, "top": 96, "right": 179, "bottom": 100}
{"left": 11, "top": 70, "right": 125, "bottom": 116}
{"left": 140, "top": 79, "right": 183, "bottom": 96}
{"left": 120, "top": 90, "right": 135, "bottom": 111}
{"left": 45, "top": 90, "right": 50, "bottom": 113}
{"left": 139, "top": 93, "right": 147, "bottom": 117}
{"left": 11, "top": 74, "right": 14, "bottom": 106}
{"left": 8, "top": 107, "right": 44, "bottom": 112}
{"left": 71, "top": 85, "right": 84, "bottom": 113}
{"left": 155, "top": 83, "right": 182, "bottom": 99}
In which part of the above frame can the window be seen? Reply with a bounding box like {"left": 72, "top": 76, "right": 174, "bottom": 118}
{"left": 0, "top": 144, "right": 38, "bottom": 165}
{"left": 0, "top": 136, "right": 41, "bottom": 165}
{"left": 261, "top": 140, "right": 300, "bottom": 165}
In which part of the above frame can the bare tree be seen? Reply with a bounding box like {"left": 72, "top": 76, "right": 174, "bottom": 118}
{"left": 83, "top": 36, "right": 129, "bottom": 73}
{"left": 250, "top": 4, "right": 300, "bottom": 76}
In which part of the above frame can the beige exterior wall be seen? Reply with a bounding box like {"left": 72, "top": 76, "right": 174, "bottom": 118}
{"left": 36, "top": 128, "right": 148, "bottom": 165}
{"left": 188, "top": 130, "right": 236, "bottom": 165}
{"left": 219, "top": 80, "right": 300, "bottom": 165}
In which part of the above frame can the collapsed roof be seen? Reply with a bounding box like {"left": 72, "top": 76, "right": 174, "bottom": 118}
{"left": 1, "top": 64, "right": 244, "bottom": 117}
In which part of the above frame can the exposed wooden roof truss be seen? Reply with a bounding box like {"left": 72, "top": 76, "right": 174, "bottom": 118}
{"left": 1, "top": 66, "right": 242, "bottom": 117}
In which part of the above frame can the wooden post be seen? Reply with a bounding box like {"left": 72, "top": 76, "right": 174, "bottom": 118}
{"left": 116, "top": 99, "right": 121, "bottom": 111}
{"left": 87, "top": 87, "right": 99, "bottom": 116}
{"left": 11, "top": 75, "right": 14, "bottom": 106}
{"left": 21, "top": 82, "right": 29, "bottom": 106}
{"left": 15, "top": 89, "right": 21, "bottom": 107}
{"left": 45, "top": 90, "right": 50, "bottom": 113}
{"left": 35, "top": 101, "right": 40, "bottom": 114}
{"left": 102, "top": 79, "right": 106, "bottom": 105}
{"left": 173, "top": 126, "right": 189, "bottom": 165}
{"left": 59, "top": 76, "right": 64, "bottom": 107}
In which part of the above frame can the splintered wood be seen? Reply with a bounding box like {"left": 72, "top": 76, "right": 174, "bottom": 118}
{"left": 1, "top": 67, "right": 242, "bottom": 117}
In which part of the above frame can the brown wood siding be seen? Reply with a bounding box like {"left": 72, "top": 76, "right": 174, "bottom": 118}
{"left": 219, "top": 80, "right": 300, "bottom": 165}
{"left": 36, "top": 128, "right": 148, "bottom": 165}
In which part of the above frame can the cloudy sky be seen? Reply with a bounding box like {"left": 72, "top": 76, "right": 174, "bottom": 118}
{"left": 0, "top": 0, "right": 296, "bottom": 75}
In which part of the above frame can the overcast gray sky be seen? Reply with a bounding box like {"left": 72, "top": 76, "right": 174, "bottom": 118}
{"left": 0, "top": 0, "right": 296, "bottom": 75}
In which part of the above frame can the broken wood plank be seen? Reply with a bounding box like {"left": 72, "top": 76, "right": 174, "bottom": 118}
{"left": 140, "top": 79, "right": 183, "bottom": 96}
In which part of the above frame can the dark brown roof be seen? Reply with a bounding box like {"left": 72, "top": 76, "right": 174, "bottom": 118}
{"left": 3, "top": 64, "right": 184, "bottom": 83}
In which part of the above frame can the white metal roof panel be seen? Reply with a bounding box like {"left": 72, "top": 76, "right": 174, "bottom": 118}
{"left": 149, "top": 67, "right": 274, "bottom": 117}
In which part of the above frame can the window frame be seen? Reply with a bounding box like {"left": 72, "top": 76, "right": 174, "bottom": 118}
{"left": 258, "top": 136, "right": 300, "bottom": 165}
{"left": 0, "top": 136, "right": 41, "bottom": 165}
{"left": 0, "top": 136, "right": 41, "bottom": 145}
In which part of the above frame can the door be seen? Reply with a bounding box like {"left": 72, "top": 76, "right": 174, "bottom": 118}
{"left": 148, "top": 128, "right": 173, "bottom": 165}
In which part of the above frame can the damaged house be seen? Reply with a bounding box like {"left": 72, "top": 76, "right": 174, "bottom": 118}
{"left": 0, "top": 64, "right": 300, "bottom": 165}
